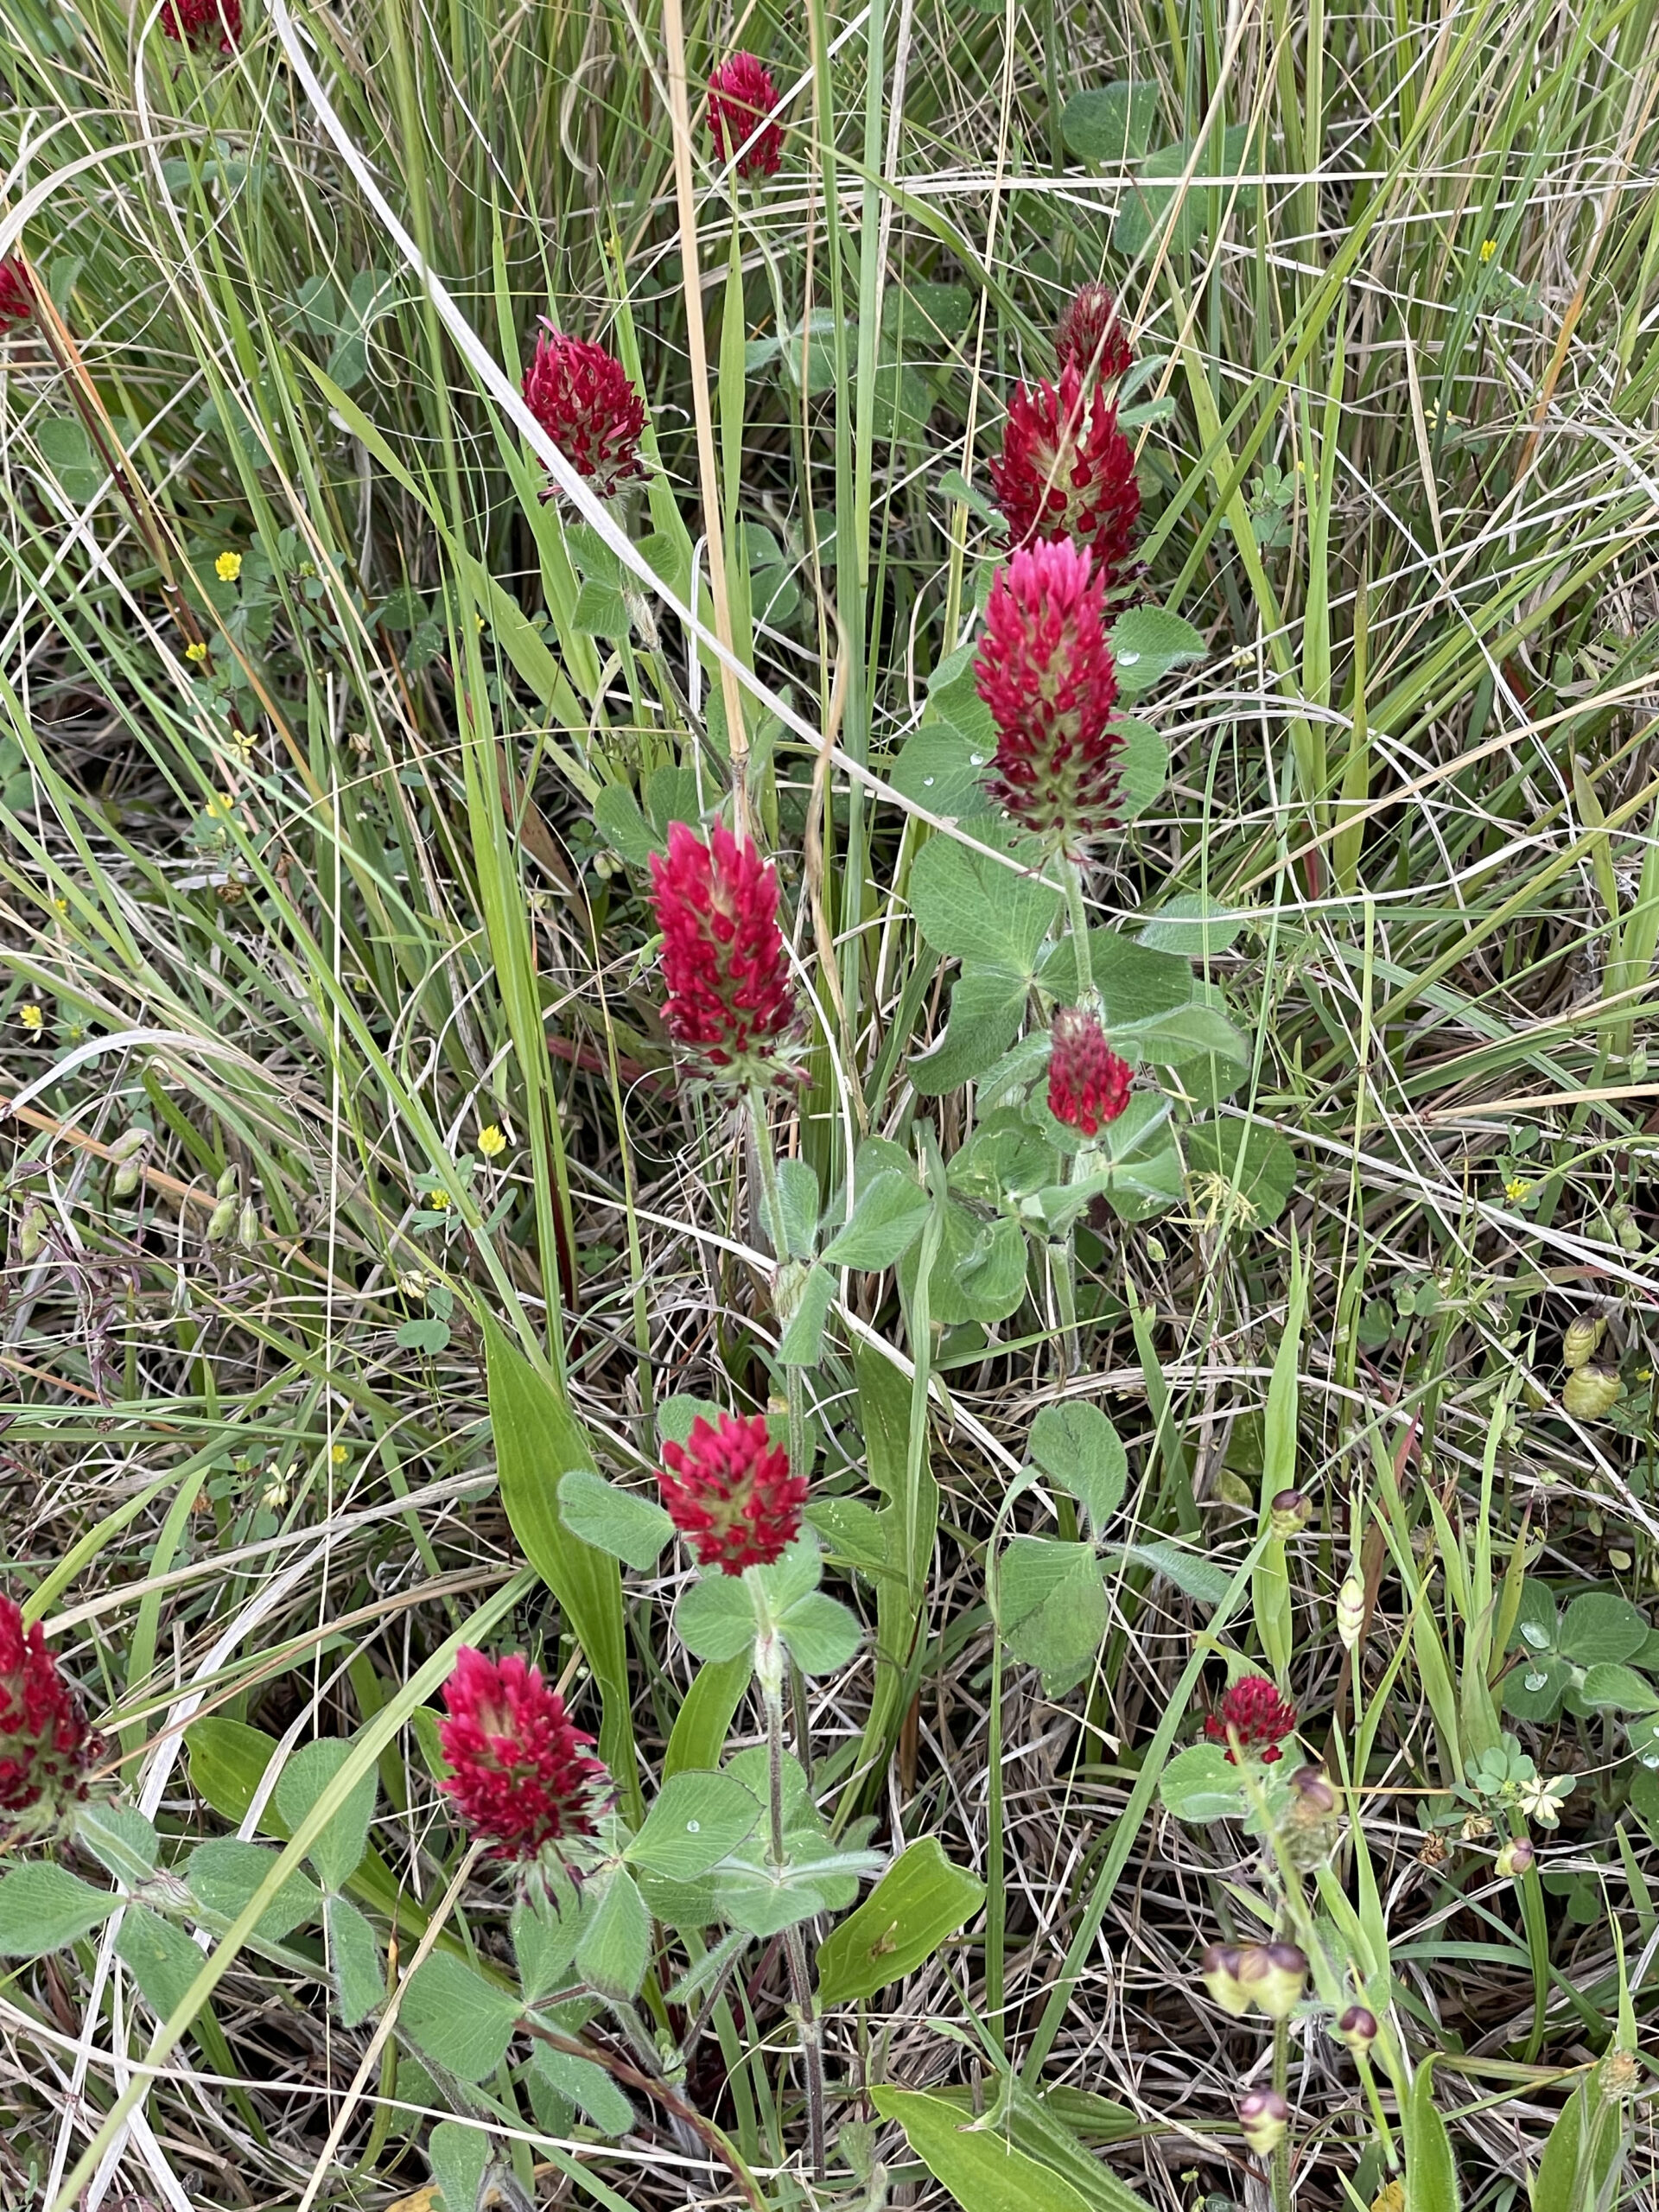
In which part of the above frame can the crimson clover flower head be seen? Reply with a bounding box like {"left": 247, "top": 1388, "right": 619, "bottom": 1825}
{"left": 438, "top": 1647, "right": 608, "bottom": 1862}
{"left": 1054, "top": 283, "right": 1132, "bottom": 382}
{"left": 0, "top": 1594, "right": 101, "bottom": 1838}
{"left": 659, "top": 1412, "right": 807, "bottom": 1574}
{"left": 521, "top": 322, "right": 647, "bottom": 502}
{"left": 1204, "top": 1673, "right": 1298, "bottom": 1764}
{"left": 1047, "top": 1007, "right": 1132, "bottom": 1135}
{"left": 0, "top": 259, "right": 35, "bottom": 333}
{"left": 974, "top": 537, "right": 1122, "bottom": 854}
{"left": 708, "top": 52, "right": 784, "bottom": 181}
{"left": 160, "top": 0, "right": 242, "bottom": 48}
{"left": 989, "top": 359, "right": 1141, "bottom": 575}
{"left": 648, "top": 821, "right": 795, "bottom": 1081}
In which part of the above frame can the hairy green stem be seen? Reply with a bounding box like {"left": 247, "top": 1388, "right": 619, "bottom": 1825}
{"left": 760, "top": 1636, "right": 827, "bottom": 2178}
{"left": 1270, "top": 2013, "right": 1292, "bottom": 2212}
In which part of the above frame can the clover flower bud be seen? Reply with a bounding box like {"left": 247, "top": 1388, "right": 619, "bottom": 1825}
{"left": 649, "top": 823, "right": 795, "bottom": 1083}
{"left": 1203, "top": 1675, "right": 1297, "bottom": 1765}
{"left": 1054, "top": 283, "right": 1132, "bottom": 381}
{"left": 160, "top": 0, "right": 241, "bottom": 48}
{"left": 438, "top": 1648, "right": 608, "bottom": 1863}
{"left": 974, "top": 537, "right": 1122, "bottom": 855}
{"left": 521, "top": 322, "right": 647, "bottom": 503}
{"left": 1, "top": 1594, "right": 101, "bottom": 1839}
{"left": 989, "top": 360, "right": 1141, "bottom": 576}
{"left": 659, "top": 1411, "right": 806, "bottom": 1573}
{"left": 708, "top": 53, "right": 784, "bottom": 180}
{"left": 1236, "top": 2089, "right": 1289, "bottom": 2157}
{"left": 0, "top": 258, "right": 35, "bottom": 331}
{"left": 1199, "top": 1942, "right": 1251, "bottom": 2018}
{"left": 1047, "top": 1007, "right": 1132, "bottom": 1135}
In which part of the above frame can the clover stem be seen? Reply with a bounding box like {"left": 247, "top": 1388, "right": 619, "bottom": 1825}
{"left": 760, "top": 1633, "right": 827, "bottom": 2178}
{"left": 1063, "top": 859, "right": 1096, "bottom": 1009}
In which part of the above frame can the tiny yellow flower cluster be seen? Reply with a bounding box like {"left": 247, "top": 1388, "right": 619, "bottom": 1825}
{"left": 478, "top": 1123, "right": 508, "bottom": 1160}
{"left": 1503, "top": 1175, "right": 1533, "bottom": 1204}
{"left": 1479, "top": 238, "right": 1497, "bottom": 263}
{"left": 186, "top": 640, "right": 209, "bottom": 664}
{"left": 330, "top": 1442, "right": 348, "bottom": 1465}
{"left": 19, "top": 1001, "right": 44, "bottom": 1033}
{"left": 215, "top": 550, "right": 243, "bottom": 582}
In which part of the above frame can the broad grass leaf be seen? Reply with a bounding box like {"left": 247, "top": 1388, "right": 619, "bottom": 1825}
{"left": 871, "top": 2086, "right": 1152, "bottom": 2212}
{"left": 486, "top": 1317, "right": 635, "bottom": 1806}
{"left": 1404, "top": 2063, "right": 1462, "bottom": 2212}
{"left": 663, "top": 1651, "right": 754, "bottom": 1779}
{"left": 817, "top": 1838, "right": 985, "bottom": 2005}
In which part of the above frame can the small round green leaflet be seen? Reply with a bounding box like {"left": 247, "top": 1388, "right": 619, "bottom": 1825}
{"left": 273, "top": 1737, "right": 377, "bottom": 1895}
{"left": 401, "top": 1950, "right": 523, "bottom": 2082}
{"left": 574, "top": 1863, "right": 651, "bottom": 2003}
{"left": 0, "top": 1864, "right": 119, "bottom": 1958}
{"left": 556, "top": 1467, "right": 673, "bottom": 1572}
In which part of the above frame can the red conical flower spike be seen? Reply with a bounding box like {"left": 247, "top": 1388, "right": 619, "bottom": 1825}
{"left": 0, "top": 259, "right": 35, "bottom": 332}
{"left": 708, "top": 52, "right": 784, "bottom": 181}
{"left": 990, "top": 359, "right": 1141, "bottom": 575}
{"left": 160, "top": 0, "right": 241, "bottom": 48}
{"left": 649, "top": 821, "right": 795, "bottom": 1081}
{"left": 438, "top": 1648, "right": 608, "bottom": 1862}
{"left": 1204, "top": 1674, "right": 1298, "bottom": 1764}
{"left": 1055, "top": 283, "right": 1132, "bottom": 382}
{"left": 975, "top": 537, "right": 1122, "bottom": 854}
{"left": 1047, "top": 1007, "right": 1132, "bottom": 1135}
{"left": 659, "top": 1412, "right": 807, "bottom": 1573}
{"left": 0, "top": 1593, "right": 100, "bottom": 1837}
{"left": 522, "top": 323, "right": 647, "bottom": 502}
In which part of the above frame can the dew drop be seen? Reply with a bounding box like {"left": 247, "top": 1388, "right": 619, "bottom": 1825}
{"left": 1523, "top": 1671, "right": 1548, "bottom": 1691}
{"left": 1119, "top": 650, "right": 1141, "bottom": 666}
{"left": 686, "top": 1819, "right": 700, "bottom": 1834}
{"left": 922, "top": 776, "right": 934, "bottom": 787}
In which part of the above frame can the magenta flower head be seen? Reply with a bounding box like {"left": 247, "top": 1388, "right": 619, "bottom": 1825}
{"left": 709, "top": 52, "right": 784, "bottom": 180}
{"left": 438, "top": 1648, "right": 608, "bottom": 1863}
{"left": 648, "top": 821, "right": 795, "bottom": 1081}
{"left": 989, "top": 359, "right": 1141, "bottom": 575}
{"left": 659, "top": 1412, "right": 807, "bottom": 1573}
{"left": 1204, "top": 1673, "right": 1298, "bottom": 1765}
{"left": 1, "top": 1594, "right": 101, "bottom": 1839}
{"left": 975, "top": 537, "right": 1122, "bottom": 854}
{"left": 1055, "top": 283, "right": 1132, "bottom": 382}
{"left": 160, "top": 0, "right": 241, "bottom": 48}
{"left": 522, "top": 322, "right": 647, "bottom": 502}
{"left": 0, "top": 258, "right": 35, "bottom": 333}
{"left": 1047, "top": 1007, "right": 1132, "bottom": 1135}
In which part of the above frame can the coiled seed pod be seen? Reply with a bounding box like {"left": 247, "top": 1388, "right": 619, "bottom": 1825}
{"left": 1336, "top": 1574, "right": 1365, "bottom": 1650}
{"left": 1562, "top": 1316, "right": 1604, "bottom": 1370}
{"left": 1563, "top": 1366, "right": 1623, "bottom": 1421}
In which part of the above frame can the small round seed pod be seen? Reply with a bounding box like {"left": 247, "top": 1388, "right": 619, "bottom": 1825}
{"left": 1268, "top": 1487, "right": 1312, "bottom": 1539}
{"left": 1239, "top": 1942, "right": 1307, "bottom": 2020}
{"left": 1335, "top": 2004, "right": 1377, "bottom": 2054}
{"left": 1287, "top": 1764, "right": 1337, "bottom": 1815}
{"left": 1236, "top": 2088, "right": 1290, "bottom": 2157}
{"left": 1496, "top": 1836, "right": 1535, "bottom": 1879}
{"left": 1199, "top": 1942, "right": 1251, "bottom": 2018}
{"left": 1563, "top": 1366, "right": 1624, "bottom": 1421}
{"left": 1336, "top": 1574, "right": 1365, "bottom": 1650}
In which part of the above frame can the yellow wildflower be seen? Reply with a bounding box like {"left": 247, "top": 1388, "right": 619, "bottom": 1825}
{"left": 478, "top": 1123, "right": 508, "bottom": 1160}
{"left": 330, "top": 1442, "right": 348, "bottom": 1465}
{"left": 215, "top": 550, "right": 243, "bottom": 582}
{"left": 185, "top": 640, "right": 209, "bottom": 664}
{"left": 1503, "top": 1176, "right": 1533, "bottom": 1204}
{"left": 1479, "top": 238, "right": 1497, "bottom": 263}
{"left": 429, "top": 1188, "right": 451, "bottom": 1211}
{"left": 18, "top": 1001, "right": 44, "bottom": 1033}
